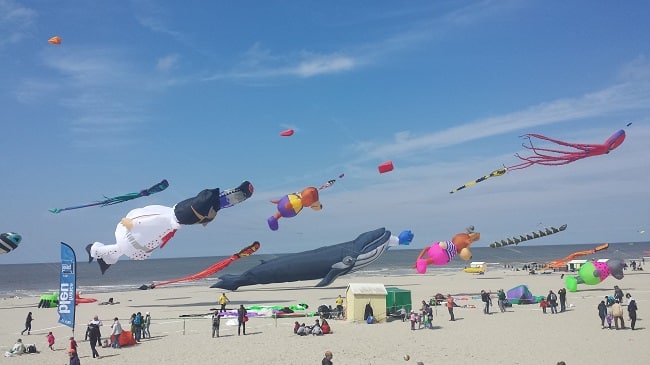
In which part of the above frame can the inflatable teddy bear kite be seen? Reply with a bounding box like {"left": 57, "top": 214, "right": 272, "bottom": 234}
{"left": 267, "top": 187, "right": 322, "bottom": 231}
{"left": 415, "top": 226, "right": 480, "bottom": 274}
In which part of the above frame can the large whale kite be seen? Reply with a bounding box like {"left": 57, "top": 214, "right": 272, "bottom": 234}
{"left": 211, "top": 227, "right": 413, "bottom": 290}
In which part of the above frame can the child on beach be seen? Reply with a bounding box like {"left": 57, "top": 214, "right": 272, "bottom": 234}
{"left": 46, "top": 332, "right": 55, "bottom": 350}
{"left": 540, "top": 298, "right": 548, "bottom": 314}
{"left": 606, "top": 306, "right": 613, "bottom": 329}
{"left": 409, "top": 311, "right": 417, "bottom": 330}
{"left": 69, "top": 337, "right": 77, "bottom": 353}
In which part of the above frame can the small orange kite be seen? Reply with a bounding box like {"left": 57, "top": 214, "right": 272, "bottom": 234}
{"left": 48, "top": 36, "right": 61, "bottom": 45}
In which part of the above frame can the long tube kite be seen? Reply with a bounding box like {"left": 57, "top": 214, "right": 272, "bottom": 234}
{"left": 49, "top": 180, "right": 169, "bottom": 213}
{"left": 547, "top": 243, "right": 609, "bottom": 268}
{"left": 450, "top": 168, "right": 506, "bottom": 194}
{"left": 490, "top": 224, "right": 567, "bottom": 248}
{"left": 450, "top": 129, "right": 626, "bottom": 193}
{"left": 140, "top": 241, "right": 261, "bottom": 289}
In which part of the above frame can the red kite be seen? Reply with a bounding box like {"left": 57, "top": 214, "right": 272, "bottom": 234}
{"left": 280, "top": 129, "right": 294, "bottom": 137}
{"left": 378, "top": 161, "right": 394, "bottom": 174}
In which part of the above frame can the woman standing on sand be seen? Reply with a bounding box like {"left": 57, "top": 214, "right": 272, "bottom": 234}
{"left": 627, "top": 296, "right": 638, "bottom": 330}
{"left": 597, "top": 300, "right": 607, "bottom": 328}
{"left": 237, "top": 304, "right": 247, "bottom": 336}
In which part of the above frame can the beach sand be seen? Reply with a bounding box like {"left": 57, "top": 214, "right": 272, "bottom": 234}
{"left": 1, "top": 268, "right": 648, "bottom": 365}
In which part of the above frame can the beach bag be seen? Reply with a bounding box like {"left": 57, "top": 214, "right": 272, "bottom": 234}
{"left": 26, "top": 345, "right": 37, "bottom": 354}
{"left": 366, "top": 315, "right": 374, "bottom": 324}
{"left": 242, "top": 315, "right": 249, "bottom": 323}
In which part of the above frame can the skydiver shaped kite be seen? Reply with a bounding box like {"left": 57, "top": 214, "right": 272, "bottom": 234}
{"left": 86, "top": 181, "right": 254, "bottom": 274}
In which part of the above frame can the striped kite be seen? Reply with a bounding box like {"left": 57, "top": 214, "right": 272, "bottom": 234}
{"left": 450, "top": 168, "right": 506, "bottom": 194}
{"left": 490, "top": 224, "right": 567, "bottom": 248}
{"left": 0, "top": 233, "right": 22, "bottom": 254}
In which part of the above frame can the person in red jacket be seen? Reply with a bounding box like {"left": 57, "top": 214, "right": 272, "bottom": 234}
{"left": 321, "top": 319, "right": 331, "bottom": 334}
{"left": 447, "top": 295, "right": 455, "bottom": 321}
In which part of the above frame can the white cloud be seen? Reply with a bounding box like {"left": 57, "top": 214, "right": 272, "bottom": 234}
{"left": 15, "top": 47, "right": 168, "bottom": 148}
{"left": 156, "top": 54, "right": 179, "bottom": 72}
{"left": 352, "top": 73, "right": 650, "bottom": 162}
{"left": 204, "top": 45, "right": 358, "bottom": 81}
{"left": 201, "top": 1, "right": 524, "bottom": 83}
{"left": 0, "top": 0, "right": 37, "bottom": 46}
{"left": 292, "top": 54, "right": 356, "bottom": 77}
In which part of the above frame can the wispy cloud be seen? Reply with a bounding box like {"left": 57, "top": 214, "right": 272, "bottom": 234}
{"left": 441, "top": 0, "right": 524, "bottom": 26}
{"left": 15, "top": 47, "right": 165, "bottom": 148}
{"left": 352, "top": 61, "right": 650, "bottom": 162}
{"left": 131, "top": 0, "right": 181, "bottom": 39}
{"left": 0, "top": 0, "right": 37, "bottom": 46}
{"left": 203, "top": 1, "right": 523, "bottom": 82}
{"left": 204, "top": 43, "right": 358, "bottom": 81}
{"left": 156, "top": 54, "right": 179, "bottom": 72}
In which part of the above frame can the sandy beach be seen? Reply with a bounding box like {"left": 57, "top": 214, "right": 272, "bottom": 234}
{"left": 1, "top": 268, "right": 648, "bottom": 365}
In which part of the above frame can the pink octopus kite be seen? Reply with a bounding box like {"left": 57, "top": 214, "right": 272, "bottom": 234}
{"left": 508, "top": 129, "right": 626, "bottom": 170}
{"left": 450, "top": 129, "right": 626, "bottom": 193}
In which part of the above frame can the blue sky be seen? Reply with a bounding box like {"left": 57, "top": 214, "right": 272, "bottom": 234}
{"left": 1, "top": 0, "right": 649, "bottom": 264}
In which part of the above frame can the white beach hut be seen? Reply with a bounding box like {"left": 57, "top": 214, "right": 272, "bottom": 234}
{"left": 345, "top": 283, "right": 387, "bottom": 323}
{"left": 567, "top": 259, "right": 588, "bottom": 271}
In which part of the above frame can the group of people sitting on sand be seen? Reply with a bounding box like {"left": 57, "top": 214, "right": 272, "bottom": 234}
{"left": 4, "top": 338, "right": 38, "bottom": 357}
{"left": 293, "top": 319, "right": 331, "bottom": 336}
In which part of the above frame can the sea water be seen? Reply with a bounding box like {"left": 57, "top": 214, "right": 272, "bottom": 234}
{"left": 0, "top": 242, "right": 647, "bottom": 297}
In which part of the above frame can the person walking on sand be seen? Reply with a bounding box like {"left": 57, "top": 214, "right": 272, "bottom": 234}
{"left": 481, "top": 290, "right": 492, "bottom": 314}
{"left": 497, "top": 289, "right": 507, "bottom": 313}
{"left": 611, "top": 299, "right": 625, "bottom": 330}
{"left": 133, "top": 312, "right": 143, "bottom": 342}
{"left": 547, "top": 290, "right": 558, "bottom": 314}
{"left": 558, "top": 288, "right": 567, "bottom": 312}
{"left": 322, "top": 350, "right": 334, "bottom": 365}
{"left": 614, "top": 285, "right": 624, "bottom": 304}
{"left": 110, "top": 318, "right": 122, "bottom": 348}
{"left": 87, "top": 315, "right": 103, "bottom": 346}
{"left": 237, "top": 304, "right": 247, "bottom": 335}
{"left": 69, "top": 337, "right": 78, "bottom": 354}
{"left": 540, "top": 298, "right": 548, "bottom": 314}
{"left": 218, "top": 293, "right": 230, "bottom": 313}
{"left": 597, "top": 300, "right": 607, "bottom": 328}
{"left": 87, "top": 321, "right": 101, "bottom": 358}
{"left": 409, "top": 311, "right": 417, "bottom": 330}
{"left": 447, "top": 295, "right": 455, "bottom": 321}
{"left": 47, "top": 331, "right": 55, "bottom": 350}
{"left": 21, "top": 312, "right": 33, "bottom": 335}
{"left": 211, "top": 311, "right": 221, "bottom": 338}
{"left": 68, "top": 350, "right": 81, "bottom": 365}
{"left": 142, "top": 312, "right": 151, "bottom": 339}
{"left": 627, "top": 295, "right": 638, "bottom": 330}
